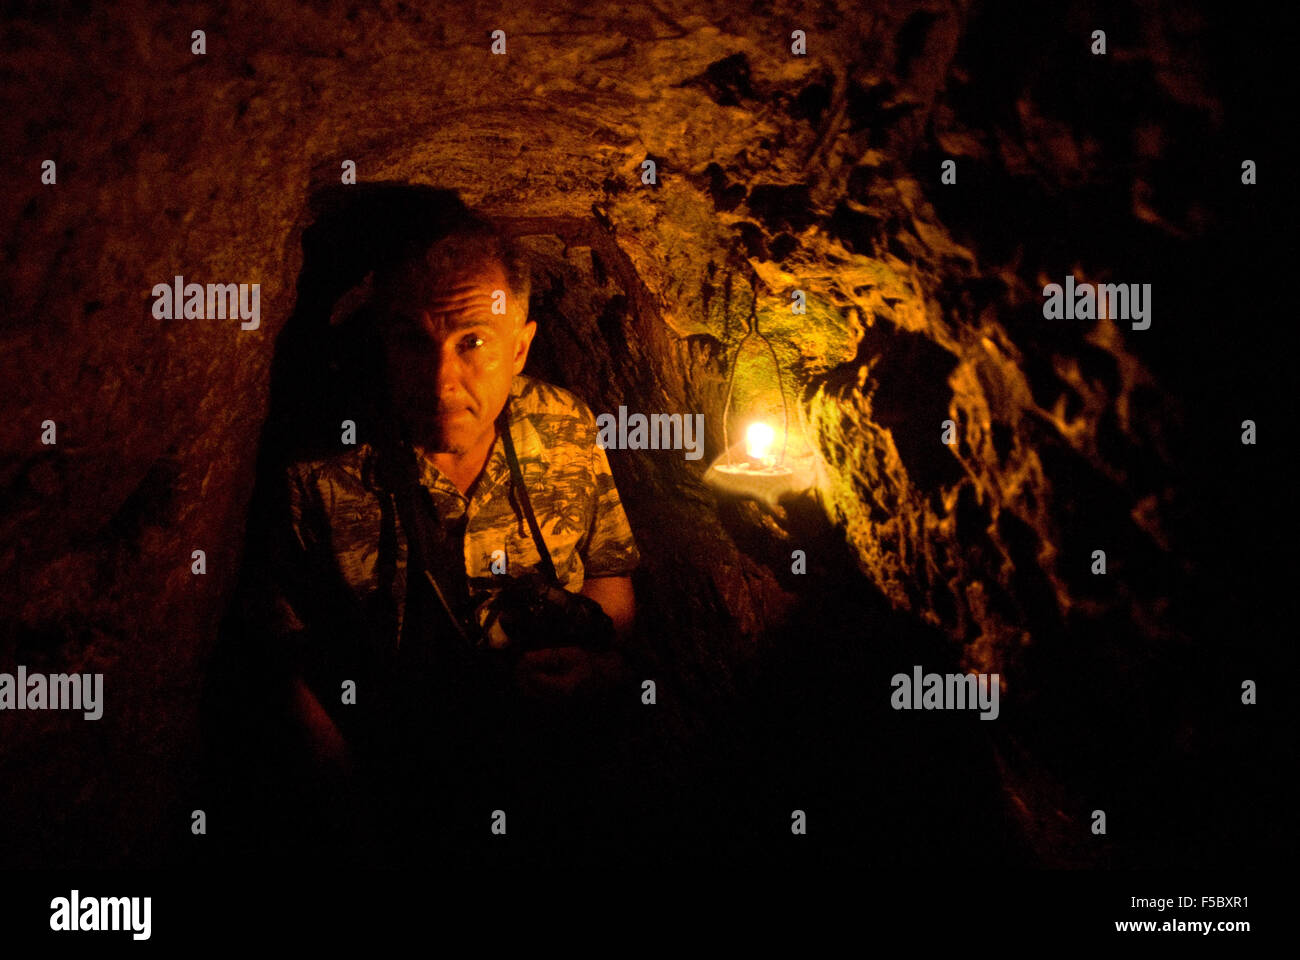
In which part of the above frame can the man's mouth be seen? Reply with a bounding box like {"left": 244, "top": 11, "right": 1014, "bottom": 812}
{"left": 409, "top": 400, "right": 472, "bottom": 417}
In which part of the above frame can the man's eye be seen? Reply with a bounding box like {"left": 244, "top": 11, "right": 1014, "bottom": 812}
{"left": 458, "top": 334, "right": 485, "bottom": 353}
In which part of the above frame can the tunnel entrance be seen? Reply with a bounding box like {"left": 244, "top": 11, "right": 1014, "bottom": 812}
{"left": 193, "top": 181, "right": 1026, "bottom": 869}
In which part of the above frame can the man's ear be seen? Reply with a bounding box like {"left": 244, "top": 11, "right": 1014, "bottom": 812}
{"left": 513, "top": 319, "right": 537, "bottom": 374}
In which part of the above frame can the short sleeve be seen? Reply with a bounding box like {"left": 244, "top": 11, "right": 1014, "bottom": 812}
{"left": 579, "top": 440, "right": 641, "bottom": 579}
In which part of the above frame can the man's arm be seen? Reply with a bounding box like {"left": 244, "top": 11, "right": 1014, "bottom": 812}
{"left": 290, "top": 674, "right": 353, "bottom": 774}
{"left": 514, "top": 426, "right": 640, "bottom": 700}
{"left": 264, "top": 460, "right": 355, "bottom": 777}
{"left": 580, "top": 574, "right": 635, "bottom": 638}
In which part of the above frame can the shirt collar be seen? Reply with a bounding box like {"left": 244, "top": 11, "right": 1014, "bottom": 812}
{"left": 409, "top": 376, "right": 526, "bottom": 502}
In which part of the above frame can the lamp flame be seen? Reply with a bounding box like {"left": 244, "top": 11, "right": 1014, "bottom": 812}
{"left": 746, "top": 421, "right": 775, "bottom": 462}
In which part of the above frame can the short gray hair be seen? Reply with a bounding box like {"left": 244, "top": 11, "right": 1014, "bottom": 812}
{"left": 373, "top": 219, "right": 531, "bottom": 323}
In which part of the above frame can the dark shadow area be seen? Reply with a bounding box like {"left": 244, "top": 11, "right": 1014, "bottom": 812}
{"left": 194, "top": 185, "right": 492, "bottom": 867}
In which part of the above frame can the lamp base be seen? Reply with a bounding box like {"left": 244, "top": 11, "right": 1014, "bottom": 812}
{"left": 710, "top": 463, "right": 795, "bottom": 477}
{"left": 705, "top": 462, "right": 798, "bottom": 503}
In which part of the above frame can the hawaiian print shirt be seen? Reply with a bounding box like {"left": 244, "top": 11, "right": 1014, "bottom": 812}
{"left": 268, "top": 375, "right": 640, "bottom": 670}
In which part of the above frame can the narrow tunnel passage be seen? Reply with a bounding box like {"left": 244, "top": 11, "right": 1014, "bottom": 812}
{"left": 0, "top": 0, "right": 1284, "bottom": 894}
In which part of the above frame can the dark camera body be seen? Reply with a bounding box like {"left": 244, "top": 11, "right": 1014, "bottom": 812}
{"left": 472, "top": 574, "right": 615, "bottom": 655}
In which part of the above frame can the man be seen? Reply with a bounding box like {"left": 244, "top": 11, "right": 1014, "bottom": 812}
{"left": 259, "top": 219, "right": 641, "bottom": 861}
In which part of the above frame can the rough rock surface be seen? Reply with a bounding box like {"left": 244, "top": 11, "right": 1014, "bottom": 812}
{"left": 0, "top": 0, "right": 1281, "bottom": 866}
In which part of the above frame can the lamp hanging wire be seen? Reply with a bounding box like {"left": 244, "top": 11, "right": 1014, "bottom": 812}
{"left": 721, "top": 274, "right": 789, "bottom": 466}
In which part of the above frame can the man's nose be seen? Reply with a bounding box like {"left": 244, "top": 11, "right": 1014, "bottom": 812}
{"left": 432, "top": 342, "right": 467, "bottom": 400}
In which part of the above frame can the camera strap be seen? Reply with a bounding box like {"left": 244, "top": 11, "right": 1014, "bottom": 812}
{"left": 497, "top": 402, "right": 559, "bottom": 585}
{"left": 376, "top": 433, "right": 475, "bottom": 659}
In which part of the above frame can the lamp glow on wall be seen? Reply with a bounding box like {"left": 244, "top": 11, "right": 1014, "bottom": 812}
{"left": 704, "top": 293, "right": 814, "bottom": 505}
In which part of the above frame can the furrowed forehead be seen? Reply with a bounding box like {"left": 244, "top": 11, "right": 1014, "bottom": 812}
{"left": 423, "top": 282, "right": 501, "bottom": 316}
{"left": 381, "top": 283, "right": 519, "bottom": 337}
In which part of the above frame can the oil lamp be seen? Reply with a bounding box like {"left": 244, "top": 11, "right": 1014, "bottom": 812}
{"left": 704, "top": 289, "right": 805, "bottom": 503}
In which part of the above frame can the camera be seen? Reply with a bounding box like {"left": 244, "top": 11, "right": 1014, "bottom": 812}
{"left": 471, "top": 574, "right": 615, "bottom": 655}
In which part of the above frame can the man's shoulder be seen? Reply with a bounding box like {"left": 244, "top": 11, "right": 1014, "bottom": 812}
{"left": 511, "top": 374, "right": 596, "bottom": 422}
{"left": 510, "top": 375, "right": 599, "bottom": 446}
{"left": 283, "top": 445, "right": 373, "bottom": 497}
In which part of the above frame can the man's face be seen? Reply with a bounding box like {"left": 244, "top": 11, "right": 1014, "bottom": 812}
{"left": 379, "top": 259, "right": 535, "bottom": 454}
